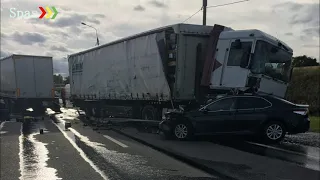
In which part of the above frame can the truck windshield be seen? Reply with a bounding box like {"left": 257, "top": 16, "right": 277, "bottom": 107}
{"left": 251, "top": 40, "right": 292, "bottom": 82}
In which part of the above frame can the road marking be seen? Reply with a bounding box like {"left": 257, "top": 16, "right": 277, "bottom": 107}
{"left": 247, "top": 141, "right": 319, "bottom": 159}
{"left": 51, "top": 121, "right": 109, "bottom": 180}
{"left": 103, "top": 135, "right": 128, "bottom": 148}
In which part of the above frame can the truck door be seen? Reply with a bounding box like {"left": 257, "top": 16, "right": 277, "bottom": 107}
{"left": 175, "top": 35, "right": 208, "bottom": 100}
{"left": 34, "top": 57, "right": 54, "bottom": 98}
{"left": 221, "top": 40, "right": 254, "bottom": 89}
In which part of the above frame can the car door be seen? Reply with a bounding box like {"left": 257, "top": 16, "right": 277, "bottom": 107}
{"left": 234, "top": 96, "right": 271, "bottom": 133}
{"left": 194, "top": 97, "right": 237, "bottom": 134}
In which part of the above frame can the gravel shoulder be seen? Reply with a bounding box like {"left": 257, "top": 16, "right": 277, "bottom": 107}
{"left": 284, "top": 132, "right": 320, "bottom": 147}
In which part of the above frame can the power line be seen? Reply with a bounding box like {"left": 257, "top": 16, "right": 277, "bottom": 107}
{"left": 183, "top": 0, "right": 250, "bottom": 24}
{"left": 207, "top": 0, "right": 249, "bottom": 9}
{"left": 183, "top": 7, "right": 203, "bottom": 23}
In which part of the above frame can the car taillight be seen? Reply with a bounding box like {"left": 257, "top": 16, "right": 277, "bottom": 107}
{"left": 293, "top": 110, "right": 308, "bottom": 115}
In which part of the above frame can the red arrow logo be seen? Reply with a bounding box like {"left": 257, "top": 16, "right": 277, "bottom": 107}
{"left": 39, "top": 7, "right": 46, "bottom": 19}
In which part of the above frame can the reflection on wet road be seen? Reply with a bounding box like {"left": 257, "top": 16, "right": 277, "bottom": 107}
{"left": 19, "top": 120, "right": 61, "bottom": 180}
{"left": 52, "top": 114, "right": 215, "bottom": 180}
{"left": 51, "top": 118, "right": 109, "bottom": 180}
{"left": 208, "top": 136, "right": 320, "bottom": 171}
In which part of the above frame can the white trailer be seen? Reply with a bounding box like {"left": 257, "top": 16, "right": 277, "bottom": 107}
{"left": 69, "top": 23, "right": 293, "bottom": 120}
{"left": 0, "top": 54, "right": 56, "bottom": 114}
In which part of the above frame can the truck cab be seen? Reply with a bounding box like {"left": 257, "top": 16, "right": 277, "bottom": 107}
{"left": 210, "top": 29, "right": 293, "bottom": 97}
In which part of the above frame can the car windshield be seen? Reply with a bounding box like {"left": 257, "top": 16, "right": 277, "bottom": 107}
{"left": 251, "top": 40, "right": 292, "bottom": 82}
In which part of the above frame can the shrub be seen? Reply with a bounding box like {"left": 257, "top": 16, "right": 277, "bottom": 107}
{"left": 286, "top": 66, "right": 320, "bottom": 115}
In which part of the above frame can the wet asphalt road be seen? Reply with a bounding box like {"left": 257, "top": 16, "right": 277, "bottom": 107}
{"left": 1, "top": 107, "right": 319, "bottom": 180}
{"left": 0, "top": 122, "right": 21, "bottom": 180}
{"left": 0, "top": 115, "right": 217, "bottom": 180}
{"left": 207, "top": 136, "right": 320, "bottom": 171}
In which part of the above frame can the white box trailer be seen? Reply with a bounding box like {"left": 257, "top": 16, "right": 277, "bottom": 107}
{"left": 69, "top": 23, "right": 293, "bottom": 120}
{"left": 0, "top": 54, "right": 56, "bottom": 114}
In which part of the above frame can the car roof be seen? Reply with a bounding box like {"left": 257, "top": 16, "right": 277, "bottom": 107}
{"left": 216, "top": 94, "right": 289, "bottom": 101}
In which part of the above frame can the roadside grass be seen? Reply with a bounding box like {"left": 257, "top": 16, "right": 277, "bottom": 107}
{"left": 310, "top": 116, "right": 320, "bottom": 133}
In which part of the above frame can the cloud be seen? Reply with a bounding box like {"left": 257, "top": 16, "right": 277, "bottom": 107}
{"left": 1, "top": 33, "right": 7, "bottom": 38}
{"left": 28, "top": 13, "right": 102, "bottom": 28}
{"left": 93, "top": 14, "right": 106, "bottom": 18}
{"left": 133, "top": 5, "right": 145, "bottom": 11}
{"left": 11, "top": 32, "right": 46, "bottom": 45}
{"left": 302, "top": 44, "right": 320, "bottom": 48}
{"left": 148, "top": 0, "right": 167, "bottom": 8}
{"left": 1, "top": 0, "right": 320, "bottom": 72}
{"left": 53, "top": 58, "right": 69, "bottom": 76}
{"left": 69, "top": 26, "right": 82, "bottom": 34}
{"left": 45, "top": 52, "right": 54, "bottom": 57}
{"left": 0, "top": 50, "right": 10, "bottom": 58}
{"left": 302, "top": 26, "right": 320, "bottom": 37}
{"left": 50, "top": 45, "right": 69, "bottom": 52}
{"left": 275, "top": 2, "right": 319, "bottom": 27}
{"left": 111, "top": 23, "right": 145, "bottom": 37}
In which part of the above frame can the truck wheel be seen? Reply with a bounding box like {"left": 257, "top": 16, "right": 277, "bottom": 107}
{"left": 141, "top": 105, "right": 158, "bottom": 120}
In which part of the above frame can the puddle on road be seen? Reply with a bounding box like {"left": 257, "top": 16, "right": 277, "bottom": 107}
{"left": 19, "top": 121, "right": 61, "bottom": 180}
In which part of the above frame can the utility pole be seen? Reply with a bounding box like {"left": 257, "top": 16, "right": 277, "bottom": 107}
{"left": 203, "top": 0, "right": 207, "bottom": 25}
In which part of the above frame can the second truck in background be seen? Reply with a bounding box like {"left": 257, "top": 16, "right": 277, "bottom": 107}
{"left": 0, "top": 54, "right": 57, "bottom": 116}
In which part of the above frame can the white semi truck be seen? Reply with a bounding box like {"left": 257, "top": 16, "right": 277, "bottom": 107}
{"left": 68, "top": 23, "right": 293, "bottom": 120}
{"left": 0, "top": 54, "right": 58, "bottom": 116}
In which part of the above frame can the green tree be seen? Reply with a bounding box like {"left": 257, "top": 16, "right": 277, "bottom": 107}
{"left": 292, "top": 55, "right": 319, "bottom": 67}
{"left": 64, "top": 76, "right": 70, "bottom": 84}
{"left": 53, "top": 74, "right": 64, "bottom": 84}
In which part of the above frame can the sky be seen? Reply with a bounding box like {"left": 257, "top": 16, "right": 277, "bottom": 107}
{"left": 1, "top": 0, "right": 319, "bottom": 76}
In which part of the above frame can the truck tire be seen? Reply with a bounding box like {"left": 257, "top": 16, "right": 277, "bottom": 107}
{"left": 141, "top": 105, "right": 159, "bottom": 120}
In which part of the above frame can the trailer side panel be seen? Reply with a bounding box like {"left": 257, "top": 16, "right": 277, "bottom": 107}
{"left": 69, "top": 33, "right": 171, "bottom": 101}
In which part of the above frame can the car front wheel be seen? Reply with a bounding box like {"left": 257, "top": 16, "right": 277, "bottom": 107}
{"left": 263, "top": 121, "right": 286, "bottom": 143}
{"left": 173, "top": 122, "right": 193, "bottom": 140}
